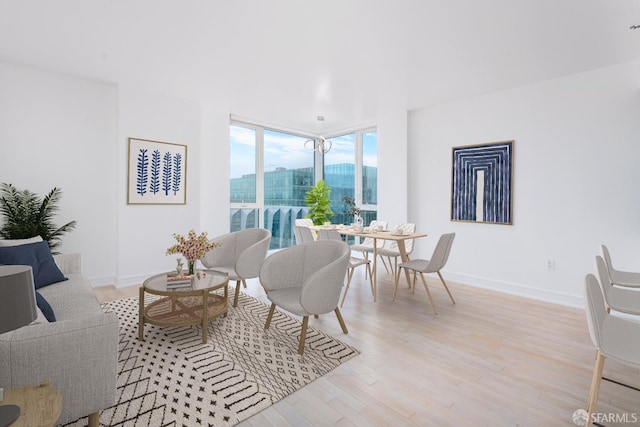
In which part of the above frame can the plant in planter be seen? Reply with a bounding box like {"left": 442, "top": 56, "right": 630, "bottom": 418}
{"left": 305, "top": 180, "right": 334, "bottom": 225}
{"left": 342, "top": 195, "right": 362, "bottom": 225}
{"left": 0, "top": 183, "right": 77, "bottom": 254}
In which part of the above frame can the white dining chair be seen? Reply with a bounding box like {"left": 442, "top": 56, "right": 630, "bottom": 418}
{"left": 583, "top": 273, "right": 640, "bottom": 426}
{"left": 377, "top": 222, "right": 416, "bottom": 276}
{"left": 600, "top": 245, "right": 640, "bottom": 288}
{"left": 594, "top": 255, "right": 640, "bottom": 315}
{"left": 394, "top": 233, "right": 455, "bottom": 314}
{"left": 350, "top": 220, "right": 388, "bottom": 276}
{"left": 294, "top": 218, "right": 316, "bottom": 244}
{"left": 318, "top": 229, "right": 374, "bottom": 307}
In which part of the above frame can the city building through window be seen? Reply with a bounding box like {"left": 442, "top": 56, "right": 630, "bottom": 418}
{"left": 230, "top": 120, "right": 377, "bottom": 249}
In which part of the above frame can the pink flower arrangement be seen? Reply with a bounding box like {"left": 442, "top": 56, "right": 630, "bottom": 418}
{"left": 166, "top": 229, "right": 218, "bottom": 263}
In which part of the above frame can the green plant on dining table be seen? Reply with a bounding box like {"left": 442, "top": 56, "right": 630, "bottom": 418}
{"left": 305, "top": 180, "right": 334, "bottom": 225}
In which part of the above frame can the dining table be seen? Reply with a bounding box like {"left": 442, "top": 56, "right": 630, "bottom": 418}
{"left": 309, "top": 225, "right": 428, "bottom": 302}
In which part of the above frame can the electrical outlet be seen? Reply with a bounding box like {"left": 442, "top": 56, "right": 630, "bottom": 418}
{"left": 546, "top": 259, "right": 555, "bottom": 270}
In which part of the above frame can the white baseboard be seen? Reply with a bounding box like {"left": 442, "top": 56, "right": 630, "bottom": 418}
{"left": 88, "top": 273, "right": 148, "bottom": 288}
{"left": 88, "top": 275, "right": 117, "bottom": 287}
{"left": 444, "top": 271, "right": 584, "bottom": 309}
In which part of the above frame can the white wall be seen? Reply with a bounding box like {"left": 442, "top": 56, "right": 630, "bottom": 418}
{"left": 377, "top": 108, "right": 408, "bottom": 226}
{"left": 0, "top": 62, "right": 233, "bottom": 286}
{"left": 408, "top": 59, "right": 640, "bottom": 307}
{"left": 116, "top": 87, "right": 204, "bottom": 286}
{"left": 200, "top": 104, "right": 231, "bottom": 237}
{"left": 0, "top": 61, "right": 118, "bottom": 283}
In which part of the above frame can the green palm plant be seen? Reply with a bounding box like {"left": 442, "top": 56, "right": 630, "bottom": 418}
{"left": 305, "top": 180, "right": 334, "bottom": 225}
{"left": 0, "top": 183, "right": 77, "bottom": 254}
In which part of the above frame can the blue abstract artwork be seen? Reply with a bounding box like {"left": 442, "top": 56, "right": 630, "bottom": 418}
{"left": 128, "top": 138, "right": 187, "bottom": 204}
{"left": 451, "top": 141, "right": 513, "bottom": 224}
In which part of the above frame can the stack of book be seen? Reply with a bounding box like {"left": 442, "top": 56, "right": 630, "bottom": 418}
{"left": 167, "top": 274, "right": 193, "bottom": 289}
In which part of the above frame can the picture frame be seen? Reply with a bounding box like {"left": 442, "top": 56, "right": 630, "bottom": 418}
{"left": 127, "top": 137, "right": 187, "bottom": 205}
{"left": 451, "top": 140, "right": 513, "bottom": 225}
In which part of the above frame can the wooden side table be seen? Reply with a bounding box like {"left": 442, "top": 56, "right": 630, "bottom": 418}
{"left": 1, "top": 381, "right": 62, "bottom": 427}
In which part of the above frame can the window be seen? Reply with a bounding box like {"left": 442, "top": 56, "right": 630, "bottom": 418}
{"left": 324, "top": 129, "right": 378, "bottom": 226}
{"left": 230, "top": 120, "right": 377, "bottom": 249}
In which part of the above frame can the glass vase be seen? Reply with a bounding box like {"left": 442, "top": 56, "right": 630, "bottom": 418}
{"left": 188, "top": 260, "right": 196, "bottom": 275}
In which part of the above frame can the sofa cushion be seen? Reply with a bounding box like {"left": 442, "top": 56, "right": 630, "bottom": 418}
{"left": 0, "top": 241, "right": 67, "bottom": 289}
{"left": 35, "top": 291, "right": 56, "bottom": 322}
{"left": 0, "top": 236, "right": 43, "bottom": 247}
{"left": 37, "top": 274, "right": 102, "bottom": 321}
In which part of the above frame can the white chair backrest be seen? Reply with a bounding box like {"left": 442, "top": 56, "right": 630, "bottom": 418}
{"left": 318, "top": 229, "right": 343, "bottom": 241}
{"left": 201, "top": 228, "right": 271, "bottom": 279}
{"left": 594, "top": 256, "right": 611, "bottom": 298}
{"left": 600, "top": 245, "right": 615, "bottom": 278}
{"left": 295, "top": 225, "right": 315, "bottom": 244}
{"left": 260, "top": 240, "right": 350, "bottom": 315}
{"left": 385, "top": 223, "right": 416, "bottom": 252}
{"left": 428, "top": 233, "right": 456, "bottom": 271}
{"left": 359, "top": 220, "right": 387, "bottom": 248}
{"left": 584, "top": 273, "right": 607, "bottom": 350}
{"left": 295, "top": 218, "right": 313, "bottom": 227}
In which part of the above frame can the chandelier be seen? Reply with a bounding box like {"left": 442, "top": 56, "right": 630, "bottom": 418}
{"left": 304, "top": 116, "right": 333, "bottom": 154}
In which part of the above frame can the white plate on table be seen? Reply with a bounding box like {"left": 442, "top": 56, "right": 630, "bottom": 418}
{"left": 391, "top": 232, "right": 406, "bottom": 236}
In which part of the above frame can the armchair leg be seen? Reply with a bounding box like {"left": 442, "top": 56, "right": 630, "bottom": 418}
{"left": 265, "top": 303, "right": 276, "bottom": 329}
{"left": 88, "top": 411, "right": 100, "bottom": 427}
{"left": 437, "top": 271, "right": 456, "bottom": 304}
{"left": 233, "top": 280, "right": 242, "bottom": 307}
{"left": 334, "top": 308, "right": 348, "bottom": 334}
{"left": 298, "top": 316, "right": 309, "bottom": 355}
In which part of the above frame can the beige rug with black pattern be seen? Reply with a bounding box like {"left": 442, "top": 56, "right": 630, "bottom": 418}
{"left": 63, "top": 292, "right": 359, "bottom": 426}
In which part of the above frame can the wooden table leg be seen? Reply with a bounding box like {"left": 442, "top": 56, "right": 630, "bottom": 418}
{"left": 397, "top": 239, "right": 413, "bottom": 288}
{"left": 372, "top": 238, "right": 378, "bottom": 302}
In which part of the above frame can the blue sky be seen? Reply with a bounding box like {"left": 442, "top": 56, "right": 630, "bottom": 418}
{"left": 230, "top": 125, "right": 377, "bottom": 178}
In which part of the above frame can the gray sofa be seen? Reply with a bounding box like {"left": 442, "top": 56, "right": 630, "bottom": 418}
{"left": 0, "top": 254, "right": 118, "bottom": 426}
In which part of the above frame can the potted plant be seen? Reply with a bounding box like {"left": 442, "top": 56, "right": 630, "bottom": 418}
{"left": 305, "top": 180, "right": 334, "bottom": 225}
{"left": 0, "top": 183, "right": 77, "bottom": 254}
{"left": 166, "top": 229, "right": 219, "bottom": 275}
{"left": 342, "top": 195, "right": 362, "bottom": 226}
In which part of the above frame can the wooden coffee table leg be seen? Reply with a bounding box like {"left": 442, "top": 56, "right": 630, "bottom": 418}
{"left": 201, "top": 291, "right": 208, "bottom": 344}
{"left": 138, "top": 286, "right": 144, "bottom": 341}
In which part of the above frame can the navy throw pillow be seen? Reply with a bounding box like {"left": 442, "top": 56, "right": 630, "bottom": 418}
{"left": 0, "top": 241, "right": 67, "bottom": 289}
{"left": 35, "top": 291, "right": 56, "bottom": 322}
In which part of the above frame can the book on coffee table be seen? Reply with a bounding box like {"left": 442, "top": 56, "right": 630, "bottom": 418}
{"left": 167, "top": 275, "right": 193, "bottom": 289}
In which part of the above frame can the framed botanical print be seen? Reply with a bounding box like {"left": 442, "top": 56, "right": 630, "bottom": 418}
{"left": 127, "top": 138, "right": 187, "bottom": 205}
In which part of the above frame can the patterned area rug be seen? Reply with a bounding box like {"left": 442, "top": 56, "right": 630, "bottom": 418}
{"left": 64, "top": 292, "right": 359, "bottom": 426}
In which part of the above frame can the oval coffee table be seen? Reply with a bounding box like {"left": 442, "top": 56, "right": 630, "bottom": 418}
{"left": 138, "top": 269, "right": 229, "bottom": 344}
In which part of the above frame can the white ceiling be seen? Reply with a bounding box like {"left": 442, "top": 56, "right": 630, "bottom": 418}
{"left": 1, "top": 0, "right": 639, "bottom": 134}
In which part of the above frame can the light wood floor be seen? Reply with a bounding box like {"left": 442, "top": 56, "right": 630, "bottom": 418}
{"left": 94, "top": 269, "right": 640, "bottom": 426}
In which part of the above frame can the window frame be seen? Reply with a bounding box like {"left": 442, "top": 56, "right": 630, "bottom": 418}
{"left": 230, "top": 119, "right": 376, "bottom": 232}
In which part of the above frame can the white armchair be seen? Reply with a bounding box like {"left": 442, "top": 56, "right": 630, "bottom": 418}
{"left": 201, "top": 228, "right": 271, "bottom": 307}
{"left": 259, "top": 240, "right": 350, "bottom": 354}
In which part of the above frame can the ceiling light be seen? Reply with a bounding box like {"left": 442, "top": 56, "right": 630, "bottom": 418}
{"left": 304, "top": 116, "right": 332, "bottom": 154}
